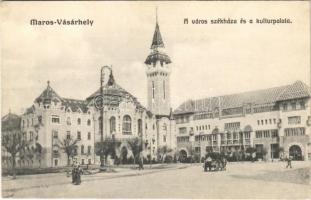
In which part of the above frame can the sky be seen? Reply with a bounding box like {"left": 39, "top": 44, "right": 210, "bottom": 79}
{"left": 1, "top": 1, "right": 310, "bottom": 115}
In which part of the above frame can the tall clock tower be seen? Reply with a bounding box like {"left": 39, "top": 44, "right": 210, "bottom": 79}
{"left": 145, "top": 14, "right": 172, "bottom": 116}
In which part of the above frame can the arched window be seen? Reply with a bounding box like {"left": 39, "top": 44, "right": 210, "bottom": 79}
{"left": 77, "top": 118, "right": 81, "bottom": 125}
{"left": 87, "top": 119, "right": 91, "bottom": 126}
{"left": 110, "top": 116, "right": 116, "bottom": 134}
{"left": 137, "top": 119, "right": 142, "bottom": 136}
{"left": 122, "top": 115, "right": 132, "bottom": 135}
{"left": 66, "top": 117, "right": 71, "bottom": 126}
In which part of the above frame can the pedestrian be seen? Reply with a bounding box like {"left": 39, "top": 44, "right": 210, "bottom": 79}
{"left": 138, "top": 152, "right": 144, "bottom": 170}
{"left": 71, "top": 161, "right": 77, "bottom": 184}
{"left": 286, "top": 155, "right": 292, "bottom": 169}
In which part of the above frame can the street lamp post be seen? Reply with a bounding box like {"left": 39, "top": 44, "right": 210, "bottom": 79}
{"left": 189, "top": 128, "right": 194, "bottom": 164}
{"left": 99, "top": 66, "right": 112, "bottom": 167}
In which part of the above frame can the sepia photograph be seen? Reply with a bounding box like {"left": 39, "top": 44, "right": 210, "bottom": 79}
{"left": 1, "top": 1, "right": 310, "bottom": 198}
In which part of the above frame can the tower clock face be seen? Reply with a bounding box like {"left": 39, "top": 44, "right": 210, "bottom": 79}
{"left": 101, "top": 66, "right": 111, "bottom": 86}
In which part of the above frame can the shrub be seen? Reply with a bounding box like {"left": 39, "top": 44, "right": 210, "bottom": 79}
{"left": 164, "top": 155, "right": 173, "bottom": 163}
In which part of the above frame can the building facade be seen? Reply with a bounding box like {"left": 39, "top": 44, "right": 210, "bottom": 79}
{"left": 9, "top": 17, "right": 176, "bottom": 168}
{"left": 2, "top": 15, "right": 311, "bottom": 169}
{"left": 174, "top": 81, "right": 311, "bottom": 161}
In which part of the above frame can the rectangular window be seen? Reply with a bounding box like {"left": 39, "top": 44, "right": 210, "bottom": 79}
{"left": 66, "top": 131, "right": 71, "bottom": 139}
{"left": 81, "top": 159, "right": 85, "bottom": 165}
{"left": 255, "top": 131, "right": 262, "bottom": 138}
{"left": 88, "top": 146, "right": 91, "bottom": 154}
{"left": 88, "top": 132, "right": 91, "bottom": 140}
{"left": 88, "top": 159, "right": 91, "bottom": 165}
{"left": 52, "top": 115, "right": 60, "bottom": 124}
{"left": 271, "top": 130, "right": 278, "bottom": 138}
{"left": 263, "top": 130, "right": 270, "bottom": 138}
{"left": 291, "top": 102, "right": 296, "bottom": 110}
{"left": 77, "top": 131, "right": 81, "bottom": 140}
{"left": 52, "top": 130, "right": 58, "bottom": 139}
{"left": 288, "top": 116, "right": 301, "bottom": 125}
{"left": 179, "top": 127, "right": 187, "bottom": 134}
{"left": 163, "top": 135, "right": 166, "bottom": 142}
{"left": 29, "top": 131, "right": 34, "bottom": 141}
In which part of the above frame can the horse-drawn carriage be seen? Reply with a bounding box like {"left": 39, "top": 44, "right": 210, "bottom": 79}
{"left": 203, "top": 152, "right": 227, "bottom": 172}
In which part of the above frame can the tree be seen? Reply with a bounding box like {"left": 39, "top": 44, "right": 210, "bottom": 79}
{"left": 157, "top": 145, "right": 173, "bottom": 163}
{"left": 34, "top": 143, "right": 45, "bottom": 168}
{"left": 127, "top": 137, "right": 143, "bottom": 165}
{"left": 26, "top": 146, "right": 35, "bottom": 167}
{"left": 59, "top": 138, "right": 78, "bottom": 166}
{"left": 95, "top": 137, "right": 120, "bottom": 167}
{"left": 1, "top": 130, "right": 28, "bottom": 179}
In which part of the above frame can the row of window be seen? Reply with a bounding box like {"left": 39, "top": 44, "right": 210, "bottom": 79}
{"left": 193, "top": 113, "right": 213, "bottom": 120}
{"left": 177, "top": 136, "right": 189, "bottom": 142}
{"left": 288, "top": 116, "right": 301, "bottom": 125}
{"left": 257, "top": 118, "right": 277, "bottom": 126}
{"left": 196, "top": 124, "right": 211, "bottom": 131}
{"left": 52, "top": 115, "right": 92, "bottom": 126}
{"left": 175, "top": 116, "right": 190, "bottom": 124}
{"left": 282, "top": 101, "right": 305, "bottom": 111}
{"left": 284, "top": 127, "right": 305, "bottom": 137}
{"left": 224, "top": 122, "right": 240, "bottom": 130}
{"left": 52, "top": 131, "right": 92, "bottom": 141}
{"left": 255, "top": 129, "right": 278, "bottom": 138}
{"left": 253, "top": 105, "right": 276, "bottom": 113}
{"left": 99, "top": 115, "right": 143, "bottom": 135}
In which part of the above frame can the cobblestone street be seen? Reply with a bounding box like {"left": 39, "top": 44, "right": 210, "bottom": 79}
{"left": 2, "top": 161, "right": 310, "bottom": 198}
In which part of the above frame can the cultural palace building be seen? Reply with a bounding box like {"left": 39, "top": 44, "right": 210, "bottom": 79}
{"left": 2, "top": 15, "right": 311, "bottom": 168}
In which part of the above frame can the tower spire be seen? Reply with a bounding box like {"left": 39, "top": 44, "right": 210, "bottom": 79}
{"left": 150, "top": 8, "right": 165, "bottom": 49}
{"left": 156, "top": 7, "right": 158, "bottom": 24}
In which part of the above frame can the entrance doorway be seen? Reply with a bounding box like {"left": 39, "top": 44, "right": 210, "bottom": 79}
{"left": 289, "top": 145, "right": 303, "bottom": 160}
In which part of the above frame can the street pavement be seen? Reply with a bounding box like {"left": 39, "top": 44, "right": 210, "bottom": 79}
{"left": 2, "top": 161, "right": 310, "bottom": 198}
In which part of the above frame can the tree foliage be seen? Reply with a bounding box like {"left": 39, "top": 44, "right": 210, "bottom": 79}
{"left": 157, "top": 145, "right": 173, "bottom": 162}
{"left": 95, "top": 137, "right": 121, "bottom": 166}
{"left": 59, "top": 138, "right": 79, "bottom": 166}
{"left": 1, "top": 130, "right": 28, "bottom": 178}
{"left": 127, "top": 137, "right": 143, "bottom": 164}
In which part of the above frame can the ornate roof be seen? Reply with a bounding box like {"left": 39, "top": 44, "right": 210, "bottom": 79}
{"left": 174, "top": 81, "right": 311, "bottom": 115}
{"left": 62, "top": 98, "right": 88, "bottom": 113}
{"left": 1, "top": 112, "right": 21, "bottom": 131}
{"left": 86, "top": 71, "right": 146, "bottom": 110}
{"left": 35, "top": 81, "right": 62, "bottom": 104}
{"left": 151, "top": 23, "right": 165, "bottom": 49}
{"left": 145, "top": 50, "right": 172, "bottom": 65}
{"left": 145, "top": 19, "right": 171, "bottom": 65}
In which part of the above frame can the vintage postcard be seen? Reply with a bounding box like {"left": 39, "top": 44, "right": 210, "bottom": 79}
{"left": 1, "top": 1, "right": 310, "bottom": 198}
